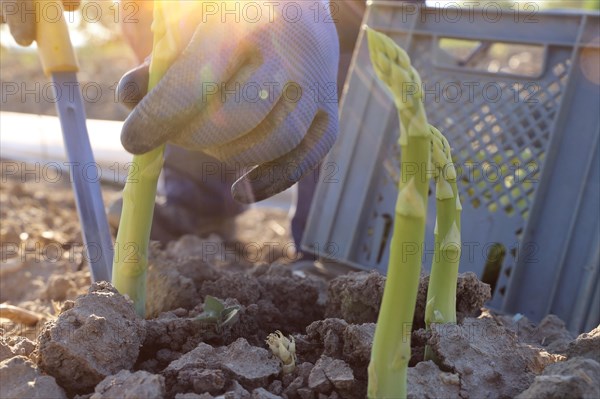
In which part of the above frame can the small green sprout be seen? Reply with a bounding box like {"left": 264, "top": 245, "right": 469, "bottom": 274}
{"left": 266, "top": 331, "right": 297, "bottom": 374}
{"left": 194, "top": 296, "right": 240, "bottom": 334}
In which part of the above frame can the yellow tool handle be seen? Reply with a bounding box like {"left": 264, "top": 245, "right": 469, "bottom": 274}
{"left": 35, "top": 0, "right": 78, "bottom": 76}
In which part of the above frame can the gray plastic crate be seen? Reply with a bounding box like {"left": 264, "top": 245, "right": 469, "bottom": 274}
{"left": 303, "top": 1, "right": 599, "bottom": 333}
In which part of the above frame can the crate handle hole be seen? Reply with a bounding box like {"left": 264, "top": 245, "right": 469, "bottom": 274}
{"left": 376, "top": 214, "right": 394, "bottom": 264}
{"left": 436, "top": 38, "right": 545, "bottom": 78}
{"left": 481, "top": 243, "right": 507, "bottom": 294}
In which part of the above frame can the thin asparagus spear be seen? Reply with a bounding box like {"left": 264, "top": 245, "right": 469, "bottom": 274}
{"left": 112, "top": 1, "right": 182, "bottom": 317}
{"left": 366, "top": 28, "right": 432, "bottom": 399}
{"left": 424, "top": 126, "right": 462, "bottom": 360}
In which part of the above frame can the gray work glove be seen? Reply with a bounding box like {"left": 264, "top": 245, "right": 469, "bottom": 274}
{"left": 118, "top": 0, "right": 340, "bottom": 203}
{"left": 0, "top": 0, "right": 79, "bottom": 46}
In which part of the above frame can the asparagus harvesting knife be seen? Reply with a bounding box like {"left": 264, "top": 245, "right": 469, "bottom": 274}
{"left": 35, "top": 0, "right": 113, "bottom": 282}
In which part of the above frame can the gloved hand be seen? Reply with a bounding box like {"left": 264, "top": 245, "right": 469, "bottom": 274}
{"left": 0, "top": 0, "right": 79, "bottom": 46}
{"left": 118, "top": 0, "right": 339, "bottom": 203}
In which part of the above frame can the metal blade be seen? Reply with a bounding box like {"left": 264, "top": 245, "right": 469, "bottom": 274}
{"left": 50, "top": 72, "right": 113, "bottom": 282}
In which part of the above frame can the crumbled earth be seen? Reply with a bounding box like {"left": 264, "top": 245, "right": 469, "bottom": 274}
{"left": 407, "top": 361, "right": 460, "bottom": 399}
{"left": 516, "top": 357, "right": 600, "bottom": 399}
{"left": 90, "top": 370, "right": 165, "bottom": 399}
{"left": 0, "top": 338, "right": 12, "bottom": 362}
{"left": 525, "top": 314, "right": 576, "bottom": 354}
{"left": 0, "top": 356, "right": 67, "bottom": 399}
{"left": 427, "top": 314, "right": 540, "bottom": 398}
{"left": 325, "top": 272, "right": 384, "bottom": 324}
{"left": 35, "top": 282, "right": 145, "bottom": 396}
{"left": 567, "top": 325, "right": 600, "bottom": 362}
{"left": 308, "top": 355, "right": 355, "bottom": 394}
{"left": 0, "top": 334, "right": 36, "bottom": 361}
{"left": 2, "top": 167, "right": 599, "bottom": 398}
{"left": 163, "top": 338, "right": 280, "bottom": 396}
{"left": 326, "top": 271, "right": 491, "bottom": 329}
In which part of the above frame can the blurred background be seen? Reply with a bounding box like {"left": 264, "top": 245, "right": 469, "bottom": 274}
{"left": 1, "top": 0, "right": 136, "bottom": 120}
{"left": 1, "top": 0, "right": 598, "bottom": 121}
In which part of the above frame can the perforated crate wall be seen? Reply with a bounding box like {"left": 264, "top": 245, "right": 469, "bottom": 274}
{"left": 303, "top": 2, "right": 599, "bottom": 333}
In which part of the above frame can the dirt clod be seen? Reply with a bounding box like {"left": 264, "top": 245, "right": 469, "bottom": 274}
{"left": 224, "top": 380, "right": 251, "bottom": 399}
{"left": 175, "top": 394, "right": 211, "bottom": 399}
{"left": 529, "top": 314, "right": 575, "bottom": 354}
{"left": 163, "top": 342, "right": 221, "bottom": 396}
{"left": 454, "top": 272, "right": 492, "bottom": 322}
{"left": 308, "top": 357, "right": 333, "bottom": 393}
{"left": 342, "top": 323, "right": 375, "bottom": 366}
{"left": 295, "top": 362, "right": 315, "bottom": 384}
{"left": 35, "top": 282, "right": 145, "bottom": 396}
{"left": 407, "top": 360, "right": 460, "bottom": 399}
{"left": 306, "top": 318, "right": 348, "bottom": 359}
{"left": 196, "top": 265, "right": 324, "bottom": 338}
{"left": 146, "top": 260, "right": 200, "bottom": 318}
{"left": 521, "top": 346, "right": 566, "bottom": 375}
{"left": 326, "top": 272, "right": 384, "bottom": 324}
{"left": 308, "top": 355, "right": 354, "bottom": 395}
{"left": 90, "top": 370, "right": 165, "bottom": 399}
{"left": 0, "top": 356, "right": 67, "bottom": 399}
{"left": 517, "top": 357, "right": 600, "bottom": 399}
{"left": 202, "top": 274, "right": 262, "bottom": 306}
{"left": 324, "top": 358, "right": 354, "bottom": 390}
{"left": 283, "top": 376, "right": 304, "bottom": 398}
{"left": 163, "top": 338, "right": 280, "bottom": 397}
{"left": 256, "top": 265, "right": 325, "bottom": 329}
{"left": 0, "top": 335, "right": 36, "bottom": 360}
{"left": 0, "top": 339, "right": 13, "bottom": 362}
{"left": 567, "top": 325, "right": 600, "bottom": 362}
{"left": 251, "top": 387, "right": 283, "bottom": 398}
{"left": 268, "top": 380, "right": 284, "bottom": 395}
{"left": 428, "top": 315, "right": 534, "bottom": 398}
{"left": 220, "top": 338, "right": 281, "bottom": 389}
{"left": 192, "top": 369, "right": 227, "bottom": 394}
{"left": 143, "top": 311, "right": 212, "bottom": 357}
{"left": 327, "top": 272, "right": 491, "bottom": 329}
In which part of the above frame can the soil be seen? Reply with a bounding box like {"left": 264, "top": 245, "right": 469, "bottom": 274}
{"left": 1, "top": 164, "right": 599, "bottom": 399}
